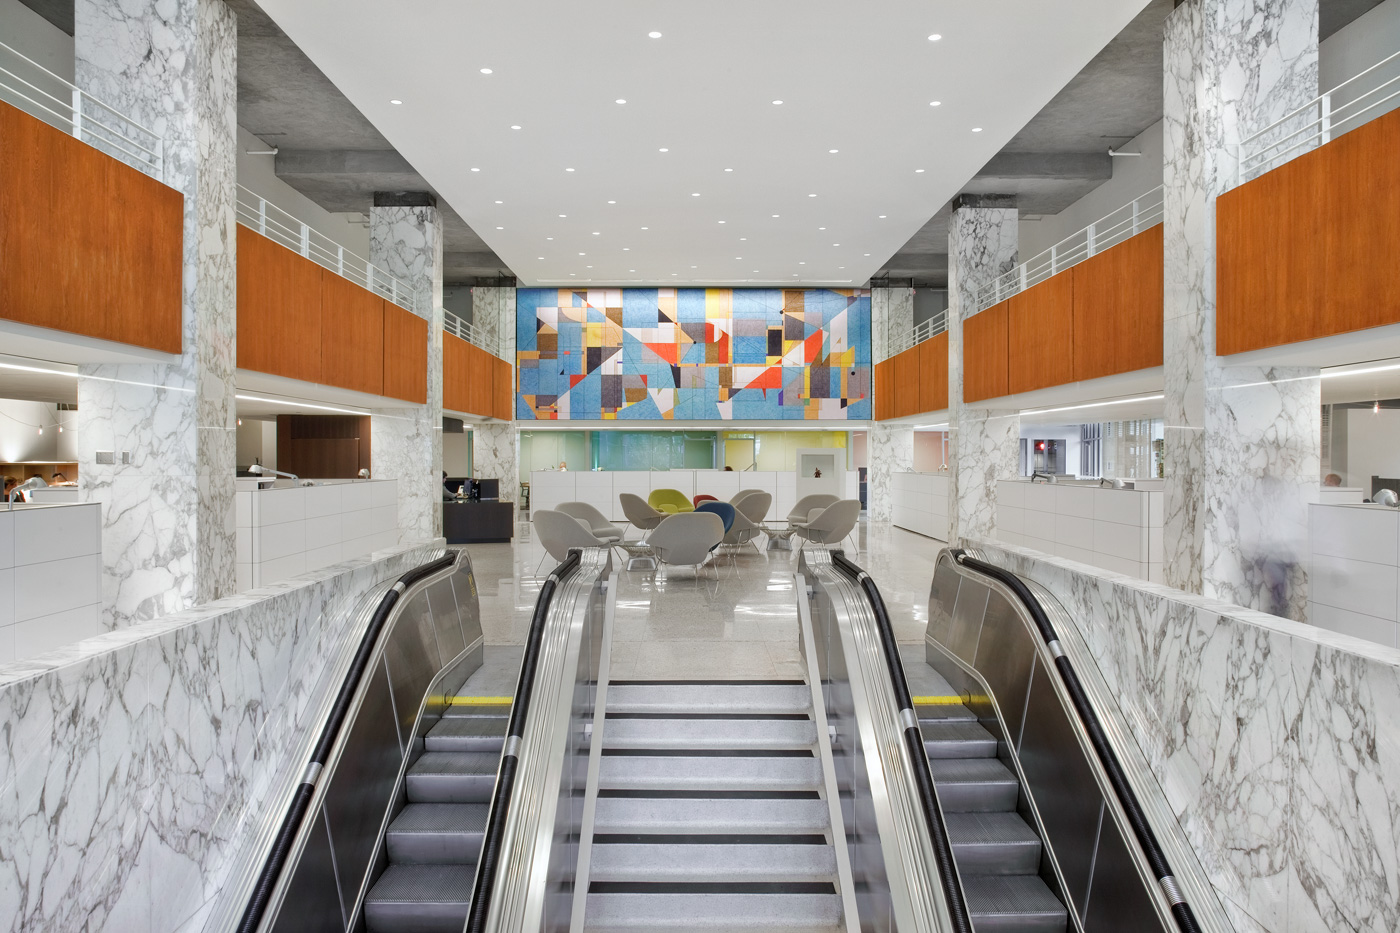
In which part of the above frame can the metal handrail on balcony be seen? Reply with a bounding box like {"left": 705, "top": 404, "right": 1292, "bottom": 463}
{"left": 0, "top": 39, "right": 162, "bottom": 179}
{"left": 886, "top": 309, "right": 948, "bottom": 356}
{"left": 443, "top": 309, "right": 502, "bottom": 357}
{"left": 1237, "top": 48, "right": 1400, "bottom": 184}
{"left": 235, "top": 185, "right": 420, "bottom": 314}
{"left": 972, "top": 185, "right": 1165, "bottom": 315}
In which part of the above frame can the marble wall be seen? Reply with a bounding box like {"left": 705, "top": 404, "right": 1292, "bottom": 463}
{"left": 1162, "top": 0, "right": 1322, "bottom": 620}
{"left": 474, "top": 421, "right": 519, "bottom": 499}
{"left": 866, "top": 423, "right": 913, "bottom": 522}
{"left": 870, "top": 286, "right": 913, "bottom": 364}
{"left": 968, "top": 537, "right": 1400, "bottom": 933}
{"left": 0, "top": 541, "right": 441, "bottom": 933}
{"left": 73, "top": 0, "right": 239, "bottom": 627}
{"left": 947, "top": 203, "right": 1019, "bottom": 542}
{"left": 472, "top": 286, "right": 516, "bottom": 362}
{"left": 369, "top": 204, "right": 444, "bottom": 543}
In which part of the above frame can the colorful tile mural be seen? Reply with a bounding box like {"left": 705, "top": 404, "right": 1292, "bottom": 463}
{"left": 516, "top": 288, "right": 871, "bottom": 420}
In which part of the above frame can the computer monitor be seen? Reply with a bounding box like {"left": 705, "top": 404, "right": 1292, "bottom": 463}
{"left": 475, "top": 478, "right": 500, "bottom": 500}
{"left": 444, "top": 477, "right": 468, "bottom": 495}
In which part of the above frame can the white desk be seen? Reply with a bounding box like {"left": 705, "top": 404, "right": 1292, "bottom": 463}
{"left": 236, "top": 479, "right": 399, "bottom": 591}
{"left": 0, "top": 501, "right": 102, "bottom": 664}
{"left": 996, "top": 480, "right": 1164, "bottom": 583}
{"left": 891, "top": 472, "right": 950, "bottom": 541}
{"left": 1309, "top": 502, "right": 1400, "bottom": 648}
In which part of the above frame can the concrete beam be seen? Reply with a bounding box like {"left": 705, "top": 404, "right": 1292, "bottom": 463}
{"left": 975, "top": 151, "right": 1112, "bottom": 181}
{"left": 275, "top": 148, "right": 420, "bottom": 177}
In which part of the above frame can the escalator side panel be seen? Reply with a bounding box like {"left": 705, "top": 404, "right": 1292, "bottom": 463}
{"left": 385, "top": 591, "right": 444, "bottom": 751}
{"left": 426, "top": 577, "right": 468, "bottom": 663}
{"left": 971, "top": 594, "right": 1038, "bottom": 747}
{"left": 946, "top": 577, "right": 989, "bottom": 665}
{"left": 1016, "top": 661, "right": 1106, "bottom": 921}
{"left": 1081, "top": 812, "right": 1160, "bottom": 933}
{"left": 322, "top": 659, "right": 405, "bottom": 920}
{"left": 272, "top": 809, "right": 348, "bottom": 933}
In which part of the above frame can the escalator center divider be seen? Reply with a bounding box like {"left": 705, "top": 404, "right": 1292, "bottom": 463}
{"left": 464, "top": 548, "right": 583, "bottom": 933}
{"left": 237, "top": 552, "right": 459, "bottom": 933}
{"left": 829, "top": 550, "right": 974, "bottom": 933}
{"left": 950, "top": 549, "right": 1204, "bottom": 933}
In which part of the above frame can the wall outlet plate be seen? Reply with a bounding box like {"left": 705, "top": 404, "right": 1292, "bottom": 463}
{"left": 96, "top": 451, "right": 115, "bottom": 465}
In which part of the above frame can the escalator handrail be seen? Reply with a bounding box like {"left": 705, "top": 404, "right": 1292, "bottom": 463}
{"left": 830, "top": 550, "right": 974, "bottom": 933}
{"left": 464, "top": 548, "right": 583, "bottom": 933}
{"left": 950, "top": 549, "right": 1203, "bottom": 933}
{"left": 236, "top": 551, "right": 459, "bottom": 933}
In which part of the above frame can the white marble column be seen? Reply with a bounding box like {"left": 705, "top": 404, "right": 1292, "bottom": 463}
{"left": 1163, "top": 0, "right": 1320, "bottom": 620}
{"left": 870, "top": 286, "right": 913, "bottom": 364}
{"left": 370, "top": 200, "right": 444, "bottom": 543}
{"left": 73, "top": 0, "right": 238, "bottom": 627}
{"left": 947, "top": 199, "right": 1020, "bottom": 543}
{"left": 469, "top": 287, "right": 520, "bottom": 499}
{"left": 868, "top": 287, "right": 914, "bottom": 519}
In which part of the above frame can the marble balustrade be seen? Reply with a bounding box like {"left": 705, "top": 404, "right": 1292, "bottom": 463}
{"left": 890, "top": 472, "right": 949, "bottom": 541}
{"left": 996, "top": 479, "right": 1165, "bottom": 583}
{"left": 967, "top": 536, "right": 1400, "bottom": 933}
{"left": 0, "top": 541, "right": 443, "bottom": 933}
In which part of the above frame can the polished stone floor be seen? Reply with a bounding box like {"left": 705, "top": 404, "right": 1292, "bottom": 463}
{"left": 460, "top": 517, "right": 952, "bottom": 690}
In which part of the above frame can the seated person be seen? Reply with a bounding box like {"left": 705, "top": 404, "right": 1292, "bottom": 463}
{"left": 442, "top": 471, "right": 457, "bottom": 501}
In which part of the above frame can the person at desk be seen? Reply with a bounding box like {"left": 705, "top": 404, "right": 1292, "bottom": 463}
{"left": 1, "top": 477, "right": 15, "bottom": 500}
{"left": 1323, "top": 473, "right": 1343, "bottom": 487}
{"left": 442, "top": 471, "right": 457, "bottom": 501}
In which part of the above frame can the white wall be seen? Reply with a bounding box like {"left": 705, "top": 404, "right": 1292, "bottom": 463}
{"left": 1020, "top": 423, "right": 1083, "bottom": 477}
{"left": 1019, "top": 121, "right": 1164, "bottom": 259}
{"left": 0, "top": 400, "right": 76, "bottom": 464}
{"left": 1344, "top": 408, "right": 1400, "bottom": 491}
{"left": 236, "top": 127, "right": 371, "bottom": 257}
{"left": 0, "top": 0, "right": 73, "bottom": 80}
{"left": 444, "top": 431, "right": 471, "bottom": 475}
{"left": 913, "top": 432, "right": 947, "bottom": 472}
{"left": 235, "top": 418, "right": 276, "bottom": 470}
{"left": 1321, "top": 0, "right": 1400, "bottom": 91}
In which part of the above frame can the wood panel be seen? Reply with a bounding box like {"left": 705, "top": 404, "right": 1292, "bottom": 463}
{"left": 443, "top": 332, "right": 472, "bottom": 414}
{"left": 0, "top": 100, "right": 182, "bottom": 353}
{"left": 925, "top": 330, "right": 949, "bottom": 412}
{"left": 382, "top": 302, "right": 428, "bottom": 403}
{"left": 495, "top": 355, "right": 514, "bottom": 420}
{"left": 873, "top": 359, "right": 891, "bottom": 420}
{"left": 1322, "top": 110, "right": 1400, "bottom": 340}
{"left": 1071, "top": 225, "right": 1164, "bottom": 380}
{"left": 963, "top": 302, "right": 1009, "bottom": 402}
{"left": 236, "top": 225, "right": 323, "bottom": 383}
{"left": 320, "top": 269, "right": 383, "bottom": 396}
{"left": 1217, "top": 147, "right": 1324, "bottom": 355}
{"left": 275, "top": 415, "right": 370, "bottom": 478}
{"left": 1007, "top": 273, "right": 1075, "bottom": 395}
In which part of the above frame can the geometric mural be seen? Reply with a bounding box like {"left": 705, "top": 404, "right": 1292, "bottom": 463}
{"left": 516, "top": 287, "right": 871, "bottom": 420}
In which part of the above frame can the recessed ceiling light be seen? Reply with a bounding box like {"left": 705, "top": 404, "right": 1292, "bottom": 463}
{"left": 692, "top": 192, "right": 700, "bottom": 197}
{"left": 608, "top": 200, "right": 616, "bottom": 204}
{"left": 735, "top": 256, "right": 742, "bottom": 260}
{"left": 691, "top": 265, "right": 697, "bottom": 269}
{"left": 915, "top": 168, "right": 925, "bottom": 173}
{"left": 587, "top": 265, "right": 593, "bottom": 268}
{"left": 559, "top": 214, "right": 566, "bottom": 217}
{"left": 879, "top": 214, "right": 886, "bottom": 218}
{"left": 808, "top": 193, "right": 817, "bottom": 198}
{"left": 495, "top": 200, "right": 503, "bottom": 204}
{"left": 929, "top": 101, "right": 942, "bottom": 107}
{"left": 972, "top": 127, "right": 983, "bottom": 132}
{"left": 928, "top": 33, "right": 942, "bottom": 41}
{"left": 833, "top": 243, "right": 839, "bottom": 246}
{"left": 630, "top": 269, "right": 636, "bottom": 272}
{"left": 799, "top": 261, "right": 806, "bottom": 265}
{"left": 648, "top": 31, "right": 662, "bottom": 38}
{"left": 819, "top": 227, "right": 826, "bottom": 231}
{"left": 538, "top": 256, "right": 544, "bottom": 259}
{"left": 718, "top": 220, "right": 726, "bottom": 224}
{"left": 566, "top": 167, "right": 575, "bottom": 172}
{"left": 570, "top": 273, "right": 576, "bottom": 276}
{"left": 739, "top": 237, "right": 747, "bottom": 241}
{"left": 864, "top": 253, "right": 870, "bottom": 256}
{"left": 771, "top": 100, "right": 785, "bottom": 106}
{"left": 771, "top": 214, "right": 779, "bottom": 218}
{"left": 470, "top": 167, "right": 480, "bottom": 172}
{"left": 659, "top": 147, "right": 669, "bottom": 152}
{"left": 641, "top": 226, "right": 649, "bottom": 230}
{"left": 592, "top": 231, "right": 601, "bottom": 235}
{"left": 671, "top": 273, "right": 678, "bottom": 276}
{"left": 578, "top": 252, "right": 585, "bottom": 256}
{"left": 547, "top": 236, "right": 554, "bottom": 240}
{"left": 724, "top": 168, "right": 734, "bottom": 172}
{"left": 511, "top": 124, "right": 521, "bottom": 129}
{"left": 615, "top": 98, "right": 627, "bottom": 105}
{"left": 390, "top": 99, "right": 403, "bottom": 105}
{"left": 828, "top": 149, "right": 839, "bottom": 154}
{"left": 496, "top": 226, "right": 504, "bottom": 230}
{"left": 623, "top": 247, "right": 630, "bottom": 251}
{"left": 480, "top": 67, "right": 493, "bottom": 74}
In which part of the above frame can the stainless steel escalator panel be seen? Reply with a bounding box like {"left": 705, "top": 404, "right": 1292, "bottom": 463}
{"left": 426, "top": 576, "right": 468, "bottom": 663}
{"left": 270, "top": 811, "right": 346, "bottom": 933}
{"left": 1080, "top": 811, "right": 1161, "bottom": 933}
{"left": 384, "top": 590, "right": 444, "bottom": 751}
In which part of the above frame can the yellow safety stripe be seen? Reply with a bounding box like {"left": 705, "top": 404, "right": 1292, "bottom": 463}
{"left": 449, "top": 696, "right": 514, "bottom": 705}
{"left": 911, "top": 695, "right": 968, "bottom": 705}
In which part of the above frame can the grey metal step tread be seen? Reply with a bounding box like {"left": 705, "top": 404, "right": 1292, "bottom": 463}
{"left": 443, "top": 702, "right": 511, "bottom": 719}
{"left": 928, "top": 757, "right": 1018, "bottom": 786}
{"left": 602, "top": 718, "right": 817, "bottom": 750}
{"left": 426, "top": 717, "right": 508, "bottom": 751}
{"left": 389, "top": 802, "right": 490, "bottom": 834}
{"left": 607, "top": 683, "right": 811, "bottom": 715}
{"left": 584, "top": 892, "right": 843, "bottom": 932}
{"left": 594, "top": 797, "right": 830, "bottom": 835}
{"left": 962, "top": 875, "right": 1068, "bottom": 932}
{"left": 589, "top": 843, "right": 837, "bottom": 883}
{"left": 928, "top": 758, "right": 1019, "bottom": 813}
{"left": 363, "top": 865, "right": 473, "bottom": 933}
{"left": 914, "top": 702, "right": 977, "bottom": 722}
{"left": 406, "top": 752, "right": 500, "bottom": 804}
{"left": 921, "top": 719, "right": 997, "bottom": 758}
{"left": 409, "top": 751, "right": 501, "bottom": 776}
{"left": 599, "top": 755, "right": 822, "bottom": 792}
{"left": 945, "top": 812, "right": 1043, "bottom": 875}
{"left": 386, "top": 803, "right": 488, "bottom": 865}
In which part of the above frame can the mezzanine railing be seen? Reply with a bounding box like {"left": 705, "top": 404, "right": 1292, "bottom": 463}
{"left": 443, "top": 309, "right": 502, "bottom": 357}
{"left": 0, "top": 39, "right": 162, "bottom": 179}
{"left": 887, "top": 308, "right": 949, "bottom": 356}
{"left": 1238, "top": 48, "right": 1400, "bottom": 184}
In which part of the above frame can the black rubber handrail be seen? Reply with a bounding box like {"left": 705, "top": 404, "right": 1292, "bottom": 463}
{"left": 237, "top": 551, "right": 458, "bottom": 933}
{"left": 951, "top": 549, "right": 1203, "bottom": 933}
{"left": 464, "top": 548, "right": 583, "bottom": 933}
{"left": 830, "top": 550, "right": 973, "bottom": 933}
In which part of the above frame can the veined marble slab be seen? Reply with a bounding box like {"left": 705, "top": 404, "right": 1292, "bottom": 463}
{"left": 0, "top": 540, "right": 445, "bottom": 933}
{"left": 966, "top": 536, "right": 1400, "bottom": 933}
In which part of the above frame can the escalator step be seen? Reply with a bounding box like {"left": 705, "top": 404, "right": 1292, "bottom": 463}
{"left": 921, "top": 719, "right": 998, "bottom": 758}
{"left": 426, "top": 716, "right": 508, "bottom": 752}
{"left": 962, "top": 875, "right": 1068, "bottom": 933}
{"left": 607, "top": 684, "right": 811, "bottom": 716}
{"left": 583, "top": 892, "right": 843, "bottom": 932}
{"left": 914, "top": 702, "right": 977, "bottom": 722}
{"left": 927, "top": 758, "right": 1019, "bottom": 812}
{"left": 385, "top": 803, "right": 488, "bottom": 864}
{"left": 363, "top": 864, "right": 473, "bottom": 933}
{"left": 944, "top": 812, "right": 1043, "bottom": 875}
{"left": 602, "top": 717, "right": 817, "bottom": 751}
{"left": 406, "top": 752, "right": 499, "bottom": 803}
{"left": 594, "top": 796, "right": 830, "bottom": 835}
{"left": 599, "top": 755, "right": 823, "bottom": 793}
{"left": 589, "top": 843, "right": 837, "bottom": 884}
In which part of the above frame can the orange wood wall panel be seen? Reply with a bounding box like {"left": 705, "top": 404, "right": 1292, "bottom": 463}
{"left": 926, "top": 331, "right": 949, "bottom": 412}
{"left": 873, "top": 360, "right": 889, "bottom": 420}
{"left": 320, "top": 270, "right": 383, "bottom": 396}
{"left": 443, "top": 333, "right": 472, "bottom": 413}
{"left": 964, "top": 303, "right": 1009, "bottom": 402}
{"left": 1217, "top": 149, "right": 1324, "bottom": 355}
{"left": 0, "top": 100, "right": 182, "bottom": 353}
{"left": 1007, "top": 273, "right": 1075, "bottom": 395}
{"left": 1322, "top": 111, "right": 1400, "bottom": 340}
{"left": 495, "top": 356, "right": 514, "bottom": 421}
{"left": 236, "top": 226, "right": 323, "bottom": 383}
{"left": 1071, "top": 226, "right": 1164, "bottom": 380}
{"left": 382, "top": 302, "right": 428, "bottom": 403}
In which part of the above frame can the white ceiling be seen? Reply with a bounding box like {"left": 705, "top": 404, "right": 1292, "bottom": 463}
{"left": 255, "top": 0, "right": 1150, "bottom": 287}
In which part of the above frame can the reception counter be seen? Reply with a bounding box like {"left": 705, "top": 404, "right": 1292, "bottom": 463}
{"left": 529, "top": 470, "right": 860, "bottom": 524}
{"left": 996, "top": 479, "right": 1164, "bottom": 583}
{"left": 0, "top": 501, "right": 102, "bottom": 664}
{"left": 891, "top": 472, "right": 950, "bottom": 541}
{"left": 236, "top": 479, "right": 398, "bottom": 591}
{"left": 1309, "top": 502, "right": 1400, "bottom": 648}
{"left": 444, "top": 499, "right": 515, "bottom": 544}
